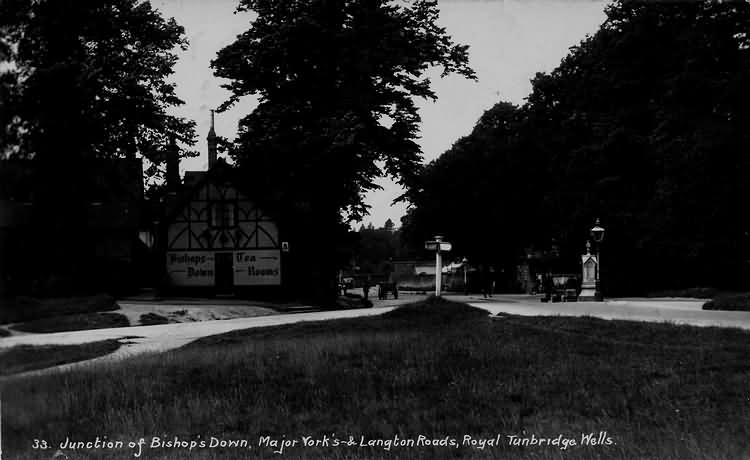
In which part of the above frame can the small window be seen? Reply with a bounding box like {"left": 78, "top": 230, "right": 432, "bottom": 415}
{"left": 210, "top": 202, "right": 236, "bottom": 228}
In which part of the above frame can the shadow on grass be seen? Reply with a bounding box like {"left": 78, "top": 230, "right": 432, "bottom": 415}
{"left": 0, "top": 339, "right": 121, "bottom": 376}
{"left": 3, "top": 297, "right": 750, "bottom": 459}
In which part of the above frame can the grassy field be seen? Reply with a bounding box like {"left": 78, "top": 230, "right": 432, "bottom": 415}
{"left": 3, "top": 297, "right": 750, "bottom": 459}
{"left": 0, "top": 339, "right": 122, "bottom": 376}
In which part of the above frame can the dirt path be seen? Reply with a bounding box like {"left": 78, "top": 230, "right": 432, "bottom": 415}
{"left": 460, "top": 294, "right": 750, "bottom": 329}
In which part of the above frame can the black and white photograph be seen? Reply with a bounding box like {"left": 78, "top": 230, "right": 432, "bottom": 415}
{"left": 2, "top": 0, "right": 750, "bottom": 458}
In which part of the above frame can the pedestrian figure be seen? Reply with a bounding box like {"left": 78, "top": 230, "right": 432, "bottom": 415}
{"left": 484, "top": 265, "right": 495, "bottom": 298}
{"left": 338, "top": 270, "right": 346, "bottom": 296}
{"left": 543, "top": 272, "right": 553, "bottom": 302}
{"left": 479, "top": 264, "right": 489, "bottom": 299}
{"left": 362, "top": 276, "right": 370, "bottom": 300}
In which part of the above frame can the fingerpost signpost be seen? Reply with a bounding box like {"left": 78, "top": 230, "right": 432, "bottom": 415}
{"left": 425, "top": 235, "right": 452, "bottom": 297}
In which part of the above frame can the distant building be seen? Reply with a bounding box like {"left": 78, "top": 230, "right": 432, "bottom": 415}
{"left": 157, "top": 112, "right": 285, "bottom": 295}
{"left": 391, "top": 259, "right": 447, "bottom": 291}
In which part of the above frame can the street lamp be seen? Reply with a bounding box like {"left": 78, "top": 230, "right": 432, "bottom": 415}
{"left": 590, "top": 218, "right": 605, "bottom": 244}
{"left": 590, "top": 218, "right": 605, "bottom": 300}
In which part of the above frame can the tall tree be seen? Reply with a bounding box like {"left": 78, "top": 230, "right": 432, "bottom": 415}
{"left": 406, "top": 0, "right": 750, "bottom": 294}
{"left": 524, "top": 0, "right": 750, "bottom": 292}
{"left": 402, "top": 101, "right": 533, "bottom": 268}
{"left": 212, "top": 0, "right": 475, "bottom": 299}
{"left": 0, "top": 0, "right": 196, "bottom": 292}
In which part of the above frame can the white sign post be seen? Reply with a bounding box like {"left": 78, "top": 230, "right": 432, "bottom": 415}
{"left": 425, "top": 235, "right": 452, "bottom": 297}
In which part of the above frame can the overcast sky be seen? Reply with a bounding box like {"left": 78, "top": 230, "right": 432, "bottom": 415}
{"left": 154, "top": 0, "right": 609, "bottom": 228}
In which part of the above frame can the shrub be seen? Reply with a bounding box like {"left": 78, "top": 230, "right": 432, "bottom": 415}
{"left": 703, "top": 294, "right": 750, "bottom": 311}
{"left": 139, "top": 313, "right": 170, "bottom": 325}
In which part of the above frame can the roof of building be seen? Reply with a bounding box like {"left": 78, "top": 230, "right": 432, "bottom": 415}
{"left": 160, "top": 159, "right": 282, "bottom": 226}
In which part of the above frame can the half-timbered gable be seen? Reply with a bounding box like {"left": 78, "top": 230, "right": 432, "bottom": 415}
{"left": 164, "top": 172, "right": 282, "bottom": 291}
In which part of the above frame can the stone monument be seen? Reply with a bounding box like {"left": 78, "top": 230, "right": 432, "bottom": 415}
{"left": 578, "top": 241, "right": 601, "bottom": 301}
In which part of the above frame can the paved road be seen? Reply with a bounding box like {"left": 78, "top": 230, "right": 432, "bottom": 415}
{"left": 461, "top": 294, "right": 750, "bottom": 329}
{"left": 3, "top": 294, "right": 750, "bottom": 378}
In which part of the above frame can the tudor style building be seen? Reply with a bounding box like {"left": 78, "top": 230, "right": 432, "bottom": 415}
{"left": 160, "top": 112, "right": 284, "bottom": 294}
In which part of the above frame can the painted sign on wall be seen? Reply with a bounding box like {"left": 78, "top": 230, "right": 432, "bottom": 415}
{"left": 166, "top": 252, "right": 215, "bottom": 286}
{"left": 233, "top": 249, "right": 281, "bottom": 285}
{"left": 167, "top": 250, "right": 281, "bottom": 287}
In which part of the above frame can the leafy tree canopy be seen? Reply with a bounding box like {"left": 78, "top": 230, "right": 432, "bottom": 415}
{"left": 212, "top": 0, "right": 475, "bottom": 222}
{"left": 0, "top": 0, "right": 196, "bottom": 179}
{"left": 406, "top": 0, "right": 750, "bottom": 294}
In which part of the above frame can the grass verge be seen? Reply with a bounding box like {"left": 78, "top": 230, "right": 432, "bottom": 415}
{"left": 0, "top": 294, "right": 119, "bottom": 324}
{"left": 646, "top": 287, "right": 721, "bottom": 298}
{"left": 3, "top": 296, "right": 750, "bottom": 459}
{"left": 11, "top": 312, "right": 129, "bottom": 333}
{"left": 0, "top": 339, "right": 121, "bottom": 376}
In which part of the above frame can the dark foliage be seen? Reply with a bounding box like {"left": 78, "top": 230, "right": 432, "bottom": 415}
{"left": 406, "top": 0, "right": 750, "bottom": 295}
{"left": 0, "top": 0, "right": 196, "bottom": 294}
{"left": 703, "top": 294, "right": 750, "bottom": 311}
{"left": 352, "top": 220, "right": 412, "bottom": 274}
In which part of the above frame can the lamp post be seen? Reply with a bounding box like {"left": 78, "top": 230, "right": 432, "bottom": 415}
{"left": 590, "top": 218, "right": 605, "bottom": 300}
